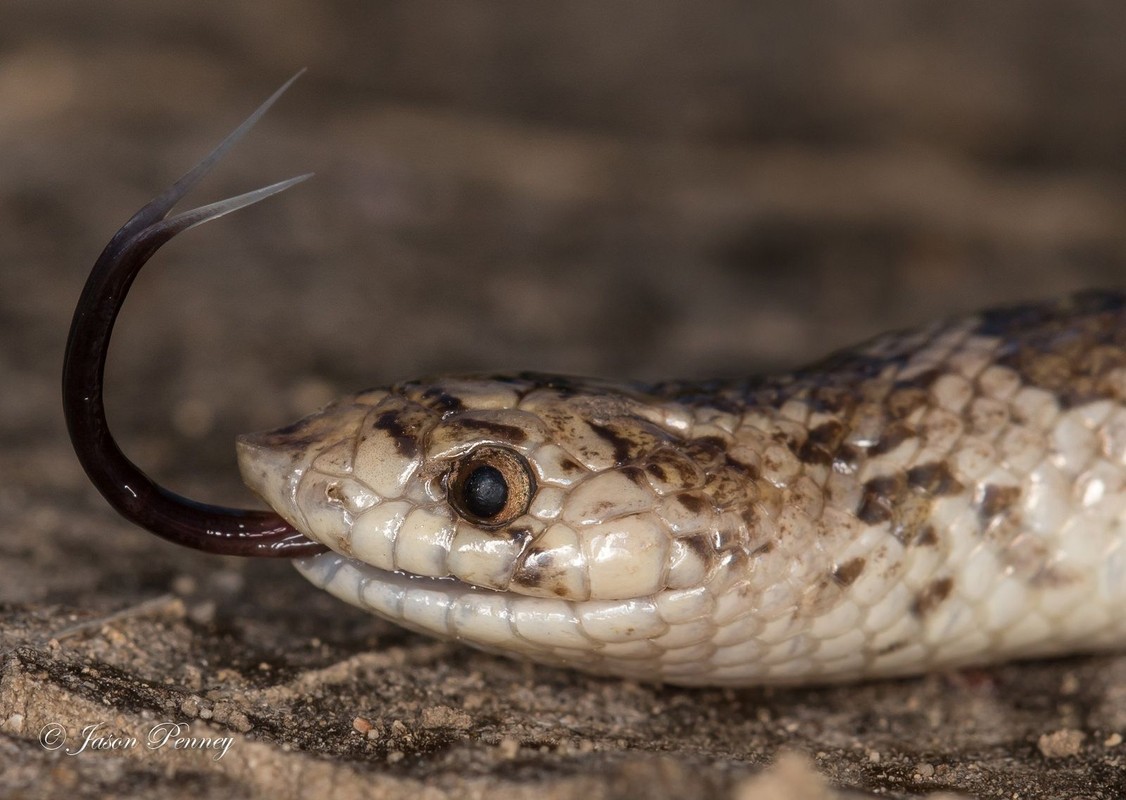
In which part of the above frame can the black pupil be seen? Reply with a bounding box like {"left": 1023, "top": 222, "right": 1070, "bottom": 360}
{"left": 462, "top": 465, "right": 508, "bottom": 519}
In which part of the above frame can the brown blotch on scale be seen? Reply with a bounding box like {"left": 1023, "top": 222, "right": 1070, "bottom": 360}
{"left": 977, "top": 484, "right": 1021, "bottom": 522}
{"left": 833, "top": 443, "right": 864, "bottom": 471}
{"left": 420, "top": 386, "right": 465, "bottom": 413}
{"left": 797, "top": 439, "right": 833, "bottom": 466}
{"left": 831, "top": 557, "right": 866, "bottom": 587}
{"left": 856, "top": 475, "right": 907, "bottom": 525}
{"left": 1009, "top": 352, "right": 1073, "bottom": 394}
{"left": 587, "top": 421, "right": 635, "bottom": 466}
{"left": 647, "top": 452, "right": 705, "bottom": 488}
{"left": 807, "top": 419, "right": 847, "bottom": 449}
{"left": 371, "top": 410, "right": 420, "bottom": 458}
{"left": 454, "top": 418, "right": 528, "bottom": 444}
{"left": 868, "top": 422, "right": 915, "bottom": 457}
{"left": 676, "top": 492, "right": 710, "bottom": 514}
{"left": 555, "top": 456, "right": 583, "bottom": 475}
{"left": 912, "top": 525, "right": 939, "bottom": 547}
{"left": 263, "top": 417, "right": 324, "bottom": 450}
{"left": 889, "top": 493, "right": 934, "bottom": 545}
{"left": 770, "top": 429, "right": 801, "bottom": 450}
{"left": 702, "top": 468, "right": 749, "bottom": 509}
{"left": 749, "top": 540, "right": 774, "bottom": 556}
{"left": 495, "top": 525, "right": 536, "bottom": 549}
{"left": 679, "top": 533, "right": 715, "bottom": 563}
{"left": 683, "top": 437, "right": 728, "bottom": 468}
{"left": 906, "top": 462, "right": 964, "bottom": 496}
{"left": 912, "top": 576, "right": 953, "bottom": 617}
{"left": 619, "top": 465, "right": 649, "bottom": 486}
{"left": 514, "top": 371, "right": 581, "bottom": 397}
{"left": 885, "top": 384, "right": 931, "bottom": 420}
{"left": 723, "top": 454, "right": 760, "bottom": 478}
{"left": 513, "top": 548, "right": 554, "bottom": 588}
{"left": 809, "top": 384, "right": 859, "bottom": 417}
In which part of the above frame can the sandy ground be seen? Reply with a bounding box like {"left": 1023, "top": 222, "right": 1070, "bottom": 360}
{"left": 2, "top": 2, "right": 1126, "bottom": 797}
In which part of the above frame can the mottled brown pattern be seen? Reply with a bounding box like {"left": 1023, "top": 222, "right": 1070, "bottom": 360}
{"left": 679, "top": 532, "right": 717, "bottom": 563}
{"left": 885, "top": 383, "right": 934, "bottom": 420}
{"left": 833, "top": 443, "right": 865, "bottom": 471}
{"left": 419, "top": 386, "right": 466, "bottom": 414}
{"left": 856, "top": 475, "right": 907, "bottom": 525}
{"left": 809, "top": 383, "right": 861, "bottom": 417}
{"left": 683, "top": 437, "right": 729, "bottom": 466}
{"left": 583, "top": 422, "right": 631, "bottom": 466}
{"left": 911, "top": 525, "right": 939, "bottom": 547}
{"left": 449, "top": 418, "right": 529, "bottom": 444}
{"left": 370, "top": 408, "right": 423, "bottom": 458}
{"left": 796, "top": 438, "right": 834, "bottom": 466}
{"left": 911, "top": 577, "right": 954, "bottom": 617}
{"left": 676, "top": 493, "right": 709, "bottom": 514}
{"left": 868, "top": 422, "right": 915, "bottom": 456}
{"left": 831, "top": 557, "right": 866, "bottom": 587}
{"left": 978, "top": 485, "right": 1022, "bottom": 523}
{"left": 513, "top": 548, "right": 565, "bottom": 595}
{"left": 889, "top": 493, "right": 937, "bottom": 546}
{"left": 906, "top": 462, "right": 964, "bottom": 496}
{"left": 981, "top": 292, "right": 1126, "bottom": 408}
{"left": 702, "top": 467, "right": 751, "bottom": 509}
{"left": 806, "top": 420, "right": 848, "bottom": 447}
{"left": 645, "top": 451, "right": 703, "bottom": 489}
{"left": 557, "top": 457, "right": 584, "bottom": 475}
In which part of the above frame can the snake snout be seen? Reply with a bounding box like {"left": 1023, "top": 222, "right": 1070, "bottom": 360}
{"left": 235, "top": 398, "right": 375, "bottom": 530}
{"left": 236, "top": 430, "right": 308, "bottom": 526}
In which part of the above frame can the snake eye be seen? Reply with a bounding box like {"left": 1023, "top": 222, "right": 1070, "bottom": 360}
{"left": 449, "top": 446, "right": 535, "bottom": 527}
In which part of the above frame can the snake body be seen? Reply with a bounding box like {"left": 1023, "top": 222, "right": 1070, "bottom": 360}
{"left": 237, "top": 291, "right": 1126, "bottom": 686}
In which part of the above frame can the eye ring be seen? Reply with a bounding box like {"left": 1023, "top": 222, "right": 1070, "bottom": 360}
{"left": 448, "top": 446, "right": 536, "bottom": 528}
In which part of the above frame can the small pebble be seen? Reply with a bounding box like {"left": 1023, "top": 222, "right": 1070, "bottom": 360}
{"left": 1038, "top": 729, "right": 1085, "bottom": 759}
{"left": 180, "top": 696, "right": 202, "bottom": 717}
{"left": 420, "top": 705, "right": 472, "bottom": 730}
{"left": 732, "top": 752, "right": 830, "bottom": 800}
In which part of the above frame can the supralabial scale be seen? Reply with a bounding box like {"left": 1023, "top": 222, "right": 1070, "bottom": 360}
{"left": 63, "top": 77, "right": 1126, "bottom": 686}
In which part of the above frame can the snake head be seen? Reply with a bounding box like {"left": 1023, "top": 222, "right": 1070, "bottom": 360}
{"left": 237, "top": 373, "right": 737, "bottom": 602}
{"left": 236, "top": 373, "right": 758, "bottom": 679}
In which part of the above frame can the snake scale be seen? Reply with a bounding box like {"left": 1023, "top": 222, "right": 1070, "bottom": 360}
{"left": 66, "top": 78, "right": 1126, "bottom": 686}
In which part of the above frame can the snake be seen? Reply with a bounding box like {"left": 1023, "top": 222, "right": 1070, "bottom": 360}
{"left": 63, "top": 77, "right": 1126, "bottom": 686}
